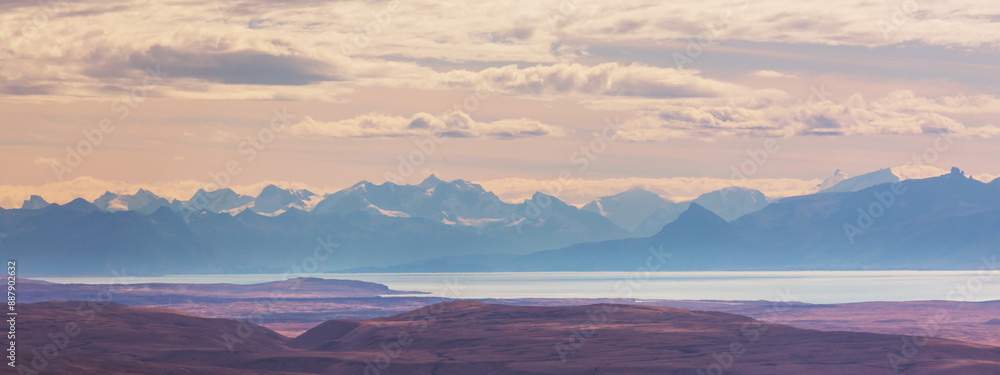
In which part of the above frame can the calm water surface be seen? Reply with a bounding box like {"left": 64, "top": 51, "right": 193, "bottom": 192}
{"left": 32, "top": 271, "right": 1000, "bottom": 304}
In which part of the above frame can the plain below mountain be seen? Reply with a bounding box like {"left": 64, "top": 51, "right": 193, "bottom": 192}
{"left": 16, "top": 300, "right": 1000, "bottom": 374}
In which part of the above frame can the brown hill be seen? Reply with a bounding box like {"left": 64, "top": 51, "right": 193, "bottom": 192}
{"left": 11, "top": 301, "right": 292, "bottom": 375}
{"left": 288, "top": 301, "right": 1000, "bottom": 374}
{"left": 8, "top": 300, "right": 1000, "bottom": 374}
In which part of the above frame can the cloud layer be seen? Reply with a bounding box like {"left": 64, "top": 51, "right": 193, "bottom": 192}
{"left": 2, "top": 0, "right": 1000, "bottom": 196}
{"left": 289, "top": 111, "right": 563, "bottom": 139}
{"left": 614, "top": 90, "right": 1000, "bottom": 141}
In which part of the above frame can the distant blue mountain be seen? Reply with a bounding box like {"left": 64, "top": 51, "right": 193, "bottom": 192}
{"left": 20, "top": 195, "right": 50, "bottom": 210}
{"left": 5, "top": 168, "right": 999, "bottom": 274}
{"left": 581, "top": 188, "right": 674, "bottom": 232}
{"left": 359, "top": 168, "right": 1000, "bottom": 272}
{"left": 517, "top": 167, "right": 1000, "bottom": 270}
{"left": 0, "top": 176, "right": 626, "bottom": 275}
{"left": 630, "top": 186, "right": 772, "bottom": 237}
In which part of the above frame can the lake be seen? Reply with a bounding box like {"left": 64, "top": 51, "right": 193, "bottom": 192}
{"left": 32, "top": 270, "right": 1000, "bottom": 304}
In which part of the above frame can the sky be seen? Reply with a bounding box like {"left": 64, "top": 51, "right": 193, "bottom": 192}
{"left": 1, "top": 0, "right": 999, "bottom": 208}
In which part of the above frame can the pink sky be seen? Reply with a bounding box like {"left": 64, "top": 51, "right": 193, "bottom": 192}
{"left": 1, "top": 0, "right": 999, "bottom": 207}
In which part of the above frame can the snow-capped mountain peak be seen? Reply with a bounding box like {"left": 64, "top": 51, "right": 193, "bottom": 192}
{"left": 815, "top": 169, "right": 849, "bottom": 191}
{"left": 581, "top": 188, "right": 671, "bottom": 232}
{"left": 250, "top": 185, "right": 318, "bottom": 215}
{"left": 819, "top": 166, "right": 953, "bottom": 194}
{"left": 93, "top": 189, "right": 171, "bottom": 214}
{"left": 418, "top": 174, "right": 444, "bottom": 190}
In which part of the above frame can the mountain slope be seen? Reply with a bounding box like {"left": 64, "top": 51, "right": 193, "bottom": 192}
{"left": 250, "top": 184, "right": 319, "bottom": 215}
{"left": 20, "top": 194, "right": 50, "bottom": 209}
{"left": 819, "top": 167, "right": 901, "bottom": 193}
{"left": 313, "top": 176, "right": 629, "bottom": 250}
{"left": 503, "top": 167, "right": 1000, "bottom": 271}
{"left": 506, "top": 203, "right": 739, "bottom": 271}
{"left": 181, "top": 187, "right": 255, "bottom": 214}
{"left": 581, "top": 188, "right": 673, "bottom": 231}
{"left": 632, "top": 186, "right": 771, "bottom": 237}
{"left": 93, "top": 189, "right": 173, "bottom": 214}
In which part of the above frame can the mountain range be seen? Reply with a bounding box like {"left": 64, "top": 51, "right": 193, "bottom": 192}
{"left": 5, "top": 167, "right": 996, "bottom": 274}
{"left": 1, "top": 176, "right": 632, "bottom": 274}
{"left": 357, "top": 167, "right": 1000, "bottom": 272}
{"left": 477, "top": 168, "right": 1000, "bottom": 271}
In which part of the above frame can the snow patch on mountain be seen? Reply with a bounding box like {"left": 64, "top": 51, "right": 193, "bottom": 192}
{"left": 815, "top": 169, "right": 849, "bottom": 191}
{"left": 820, "top": 166, "right": 950, "bottom": 193}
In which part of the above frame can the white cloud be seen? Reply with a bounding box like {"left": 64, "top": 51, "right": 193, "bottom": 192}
{"left": 33, "top": 157, "right": 62, "bottom": 167}
{"left": 440, "top": 63, "right": 745, "bottom": 98}
{"left": 476, "top": 177, "right": 824, "bottom": 205}
{"left": 613, "top": 90, "right": 1000, "bottom": 141}
{"left": 288, "top": 111, "right": 564, "bottom": 139}
{"left": 754, "top": 70, "right": 797, "bottom": 79}
{"left": 5, "top": 0, "right": 996, "bottom": 103}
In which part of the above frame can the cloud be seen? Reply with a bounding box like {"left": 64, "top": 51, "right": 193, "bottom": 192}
{"left": 1, "top": 0, "right": 995, "bottom": 108}
{"left": 560, "top": 0, "right": 1000, "bottom": 49}
{"left": 613, "top": 90, "right": 1000, "bottom": 141}
{"left": 116, "top": 46, "right": 343, "bottom": 86}
{"left": 211, "top": 130, "right": 240, "bottom": 143}
{"left": 754, "top": 70, "right": 797, "bottom": 79}
{"left": 32, "top": 157, "right": 62, "bottom": 167}
{"left": 476, "top": 177, "right": 824, "bottom": 205}
{"left": 288, "top": 111, "right": 564, "bottom": 139}
{"left": 873, "top": 90, "right": 1000, "bottom": 114}
{"left": 440, "top": 63, "right": 744, "bottom": 98}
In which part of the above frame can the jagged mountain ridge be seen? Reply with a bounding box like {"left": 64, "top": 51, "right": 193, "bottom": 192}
{"left": 354, "top": 167, "right": 1000, "bottom": 272}
{"left": 0, "top": 177, "right": 627, "bottom": 274}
